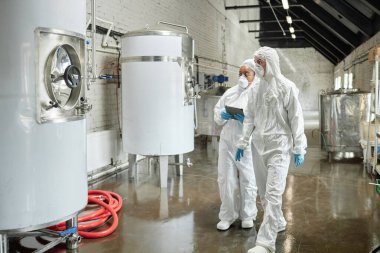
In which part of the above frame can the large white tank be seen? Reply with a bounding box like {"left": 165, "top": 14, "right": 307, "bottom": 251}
{"left": 121, "top": 23, "right": 195, "bottom": 155}
{"left": 0, "top": 0, "right": 87, "bottom": 232}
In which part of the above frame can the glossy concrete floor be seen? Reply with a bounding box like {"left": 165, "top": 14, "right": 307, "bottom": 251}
{"left": 11, "top": 140, "right": 380, "bottom": 253}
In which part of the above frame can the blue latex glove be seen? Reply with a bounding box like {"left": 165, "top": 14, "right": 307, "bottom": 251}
{"left": 221, "top": 110, "right": 233, "bottom": 120}
{"left": 294, "top": 154, "right": 304, "bottom": 168}
{"left": 235, "top": 148, "right": 244, "bottom": 161}
{"left": 234, "top": 113, "right": 244, "bottom": 124}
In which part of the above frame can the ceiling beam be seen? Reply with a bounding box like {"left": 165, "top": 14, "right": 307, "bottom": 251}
{"left": 257, "top": 6, "right": 348, "bottom": 61}
{"left": 249, "top": 29, "right": 302, "bottom": 33}
{"left": 298, "top": 0, "right": 360, "bottom": 48}
{"left": 261, "top": 0, "right": 359, "bottom": 48}
{"left": 255, "top": 36, "right": 304, "bottom": 39}
{"left": 240, "top": 19, "right": 302, "bottom": 23}
{"left": 320, "top": 0, "right": 372, "bottom": 37}
{"left": 290, "top": 20, "right": 347, "bottom": 57}
{"left": 253, "top": 21, "right": 344, "bottom": 60}
{"left": 361, "top": 0, "right": 380, "bottom": 15}
{"left": 303, "top": 36, "right": 338, "bottom": 64}
{"left": 246, "top": 16, "right": 351, "bottom": 56}
{"left": 345, "top": 0, "right": 376, "bottom": 18}
{"left": 225, "top": 4, "right": 302, "bottom": 10}
{"left": 301, "top": 31, "right": 341, "bottom": 62}
{"left": 258, "top": 39, "right": 311, "bottom": 50}
{"left": 257, "top": 37, "right": 337, "bottom": 64}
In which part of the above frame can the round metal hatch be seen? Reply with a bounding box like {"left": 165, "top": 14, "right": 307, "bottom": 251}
{"left": 44, "top": 44, "right": 82, "bottom": 110}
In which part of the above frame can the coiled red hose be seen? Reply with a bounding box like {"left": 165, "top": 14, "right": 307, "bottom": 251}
{"left": 50, "top": 190, "right": 123, "bottom": 239}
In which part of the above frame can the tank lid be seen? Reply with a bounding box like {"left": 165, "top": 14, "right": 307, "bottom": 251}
{"left": 122, "top": 22, "right": 192, "bottom": 38}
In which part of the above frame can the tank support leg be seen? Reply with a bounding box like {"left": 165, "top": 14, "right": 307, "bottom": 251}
{"left": 128, "top": 154, "right": 137, "bottom": 179}
{"left": 159, "top": 155, "right": 168, "bottom": 188}
{"left": 175, "top": 154, "right": 183, "bottom": 176}
{"left": 66, "top": 216, "right": 80, "bottom": 250}
{"left": 212, "top": 136, "right": 218, "bottom": 151}
{"left": 0, "top": 234, "right": 8, "bottom": 253}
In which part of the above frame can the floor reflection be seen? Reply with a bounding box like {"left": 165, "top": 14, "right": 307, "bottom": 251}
{"left": 6, "top": 144, "right": 380, "bottom": 253}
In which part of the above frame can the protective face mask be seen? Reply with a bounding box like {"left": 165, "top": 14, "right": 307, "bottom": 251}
{"left": 238, "top": 75, "right": 249, "bottom": 88}
{"left": 254, "top": 63, "right": 265, "bottom": 78}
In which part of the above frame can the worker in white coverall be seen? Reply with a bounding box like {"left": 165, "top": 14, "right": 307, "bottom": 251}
{"left": 214, "top": 59, "right": 258, "bottom": 231}
{"left": 235, "top": 47, "right": 307, "bottom": 253}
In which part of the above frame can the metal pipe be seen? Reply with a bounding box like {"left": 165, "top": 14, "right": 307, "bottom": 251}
{"left": 86, "top": 18, "right": 91, "bottom": 29}
{"left": 0, "top": 234, "right": 7, "bottom": 253}
{"left": 66, "top": 216, "right": 80, "bottom": 250}
{"left": 168, "top": 158, "right": 193, "bottom": 167}
{"left": 194, "top": 63, "right": 237, "bottom": 75}
{"left": 34, "top": 236, "right": 68, "bottom": 253}
{"left": 7, "top": 231, "right": 44, "bottom": 237}
{"left": 193, "top": 97, "right": 198, "bottom": 130}
{"left": 88, "top": 162, "right": 129, "bottom": 184}
{"left": 157, "top": 21, "right": 188, "bottom": 33}
{"left": 374, "top": 56, "right": 379, "bottom": 172}
{"left": 194, "top": 63, "right": 228, "bottom": 72}
{"left": 91, "top": 0, "right": 96, "bottom": 79}
{"left": 96, "top": 17, "right": 121, "bottom": 49}
{"left": 37, "top": 229, "right": 61, "bottom": 237}
{"left": 96, "top": 48, "right": 120, "bottom": 55}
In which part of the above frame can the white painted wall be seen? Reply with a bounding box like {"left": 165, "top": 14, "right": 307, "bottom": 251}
{"left": 85, "top": 0, "right": 334, "bottom": 170}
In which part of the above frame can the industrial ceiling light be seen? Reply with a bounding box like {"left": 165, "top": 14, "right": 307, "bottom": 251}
{"left": 291, "top": 34, "right": 296, "bottom": 39}
{"left": 282, "top": 0, "right": 289, "bottom": 10}
{"left": 286, "top": 15, "right": 292, "bottom": 24}
{"left": 289, "top": 26, "right": 295, "bottom": 33}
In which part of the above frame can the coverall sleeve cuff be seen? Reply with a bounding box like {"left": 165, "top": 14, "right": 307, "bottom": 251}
{"left": 293, "top": 147, "right": 306, "bottom": 155}
{"left": 236, "top": 139, "right": 249, "bottom": 150}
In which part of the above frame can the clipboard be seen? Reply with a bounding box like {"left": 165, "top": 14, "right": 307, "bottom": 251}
{"left": 225, "top": 105, "right": 244, "bottom": 116}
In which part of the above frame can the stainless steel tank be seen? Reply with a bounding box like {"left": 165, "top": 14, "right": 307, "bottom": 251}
{"left": 0, "top": 0, "right": 88, "bottom": 234}
{"left": 320, "top": 89, "right": 371, "bottom": 160}
{"left": 121, "top": 22, "right": 195, "bottom": 156}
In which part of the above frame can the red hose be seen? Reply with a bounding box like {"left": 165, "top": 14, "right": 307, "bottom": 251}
{"left": 50, "top": 190, "right": 123, "bottom": 239}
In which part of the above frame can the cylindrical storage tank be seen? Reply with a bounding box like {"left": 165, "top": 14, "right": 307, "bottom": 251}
{"left": 320, "top": 89, "right": 371, "bottom": 157}
{"left": 121, "top": 24, "right": 195, "bottom": 155}
{"left": 0, "top": 0, "right": 87, "bottom": 232}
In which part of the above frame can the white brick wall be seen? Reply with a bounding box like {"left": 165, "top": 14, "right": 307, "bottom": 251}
{"left": 334, "top": 31, "right": 380, "bottom": 92}
{"left": 85, "top": 0, "right": 332, "bottom": 169}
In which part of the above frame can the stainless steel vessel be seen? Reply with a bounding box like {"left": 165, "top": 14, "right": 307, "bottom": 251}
{"left": 121, "top": 22, "right": 195, "bottom": 156}
{"left": 320, "top": 89, "right": 371, "bottom": 159}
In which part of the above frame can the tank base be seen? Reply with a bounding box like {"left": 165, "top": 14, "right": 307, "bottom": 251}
{"left": 327, "top": 151, "right": 362, "bottom": 162}
{"left": 66, "top": 216, "right": 80, "bottom": 250}
{"left": 0, "top": 215, "right": 80, "bottom": 253}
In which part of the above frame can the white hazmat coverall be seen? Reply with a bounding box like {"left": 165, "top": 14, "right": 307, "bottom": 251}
{"left": 237, "top": 47, "right": 307, "bottom": 253}
{"left": 214, "top": 82, "right": 258, "bottom": 224}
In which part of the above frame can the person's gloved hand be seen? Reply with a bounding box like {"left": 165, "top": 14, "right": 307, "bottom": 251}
{"left": 235, "top": 148, "right": 244, "bottom": 161}
{"left": 221, "top": 110, "right": 233, "bottom": 120}
{"left": 294, "top": 154, "right": 304, "bottom": 168}
{"left": 234, "top": 113, "right": 244, "bottom": 124}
